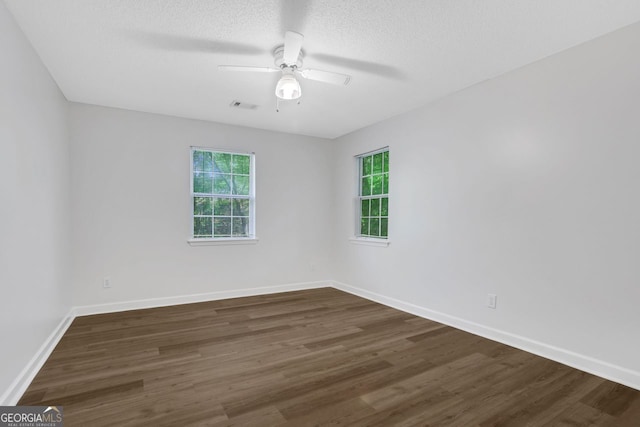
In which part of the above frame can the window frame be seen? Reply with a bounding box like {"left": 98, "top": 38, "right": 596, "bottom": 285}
{"left": 188, "top": 147, "right": 257, "bottom": 246}
{"left": 353, "top": 147, "right": 390, "bottom": 246}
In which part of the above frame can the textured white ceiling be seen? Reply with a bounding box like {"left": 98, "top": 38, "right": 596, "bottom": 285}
{"left": 5, "top": 0, "right": 640, "bottom": 139}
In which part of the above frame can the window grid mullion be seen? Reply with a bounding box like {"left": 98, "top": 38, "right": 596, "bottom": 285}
{"left": 230, "top": 192, "right": 235, "bottom": 237}
{"left": 356, "top": 149, "right": 389, "bottom": 239}
{"left": 191, "top": 148, "right": 254, "bottom": 239}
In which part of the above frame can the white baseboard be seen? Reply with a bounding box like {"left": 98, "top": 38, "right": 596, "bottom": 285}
{"left": 73, "top": 281, "right": 331, "bottom": 316}
{"left": 0, "top": 309, "right": 75, "bottom": 406}
{"left": 331, "top": 281, "right": 640, "bottom": 392}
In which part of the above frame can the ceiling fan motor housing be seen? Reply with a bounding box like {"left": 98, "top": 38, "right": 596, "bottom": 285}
{"left": 273, "top": 46, "right": 303, "bottom": 69}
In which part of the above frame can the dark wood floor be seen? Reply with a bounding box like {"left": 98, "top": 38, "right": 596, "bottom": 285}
{"left": 20, "top": 288, "right": 640, "bottom": 426}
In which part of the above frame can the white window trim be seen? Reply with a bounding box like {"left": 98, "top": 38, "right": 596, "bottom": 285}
{"left": 188, "top": 237, "right": 259, "bottom": 246}
{"left": 189, "top": 147, "right": 257, "bottom": 244}
{"left": 349, "top": 237, "right": 390, "bottom": 247}
{"left": 352, "top": 147, "right": 389, "bottom": 245}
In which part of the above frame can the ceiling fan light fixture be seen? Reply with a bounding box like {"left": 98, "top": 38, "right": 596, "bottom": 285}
{"left": 275, "top": 74, "right": 302, "bottom": 100}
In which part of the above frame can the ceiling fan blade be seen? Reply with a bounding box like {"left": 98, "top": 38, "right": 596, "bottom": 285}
{"left": 283, "top": 31, "right": 304, "bottom": 65}
{"left": 280, "top": 0, "right": 309, "bottom": 36}
{"left": 218, "top": 65, "right": 280, "bottom": 73}
{"left": 308, "top": 53, "right": 404, "bottom": 80}
{"left": 299, "top": 69, "right": 351, "bottom": 86}
{"left": 130, "top": 31, "right": 265, "bottom": 55}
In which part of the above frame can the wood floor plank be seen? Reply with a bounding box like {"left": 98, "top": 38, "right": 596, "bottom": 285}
{"left": 279, "top": 397, "right": 376, "bottom": 427}
{"left": 581, "top": 381, "right": 640, "bottom": 416}
{"left": 18, "top": 287, "right": 640, "bottom": 426}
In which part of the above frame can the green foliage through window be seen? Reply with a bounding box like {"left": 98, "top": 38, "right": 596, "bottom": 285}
{"left": 192, "top": 149, "right": 253, "bottom": 239}
{"left": 358, "top": 149, "right": 389, "bottom": 238}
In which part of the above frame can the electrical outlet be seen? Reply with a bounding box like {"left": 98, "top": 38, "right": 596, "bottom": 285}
{"left": 487, "top": 293, "right": 497, "bottom": 309}
{"left": 103, "top": 277, "right": 111, "bottom": 289}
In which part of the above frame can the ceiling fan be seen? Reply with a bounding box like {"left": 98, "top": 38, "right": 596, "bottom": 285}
{"left": 218, "top": 31, "right": 351, "bottom": 103}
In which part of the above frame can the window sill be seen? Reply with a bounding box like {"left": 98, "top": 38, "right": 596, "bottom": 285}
{"left": 188, "top": 238, "right": 259, "bottom": 246}
{"left": 349, "top": 237, "right": 390, "bottom": 247}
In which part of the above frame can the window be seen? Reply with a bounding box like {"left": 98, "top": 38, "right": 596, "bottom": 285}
{"left": 190, "top": 148, "right": 255, "bottom": 240}
{"left": 358, "top": 148, "right": 389, "bottom": 238}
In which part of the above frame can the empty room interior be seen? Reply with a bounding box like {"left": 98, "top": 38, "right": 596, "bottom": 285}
{"left": 2, "top": 0, "right": 640, "bottom": 425}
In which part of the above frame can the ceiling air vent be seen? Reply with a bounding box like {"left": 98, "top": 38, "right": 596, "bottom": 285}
{"left": 229, "top": 100, "right": 258, "bottom": 110}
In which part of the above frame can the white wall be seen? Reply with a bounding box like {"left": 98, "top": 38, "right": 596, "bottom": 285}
{"left": 69, "top": 104, "right": 333, "bottom": 307}
{"left": 0, "top": 2, "right": 71, "bottom": 400}
{"left": 332, "top": 22, "right": 640, "bottom": 380}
